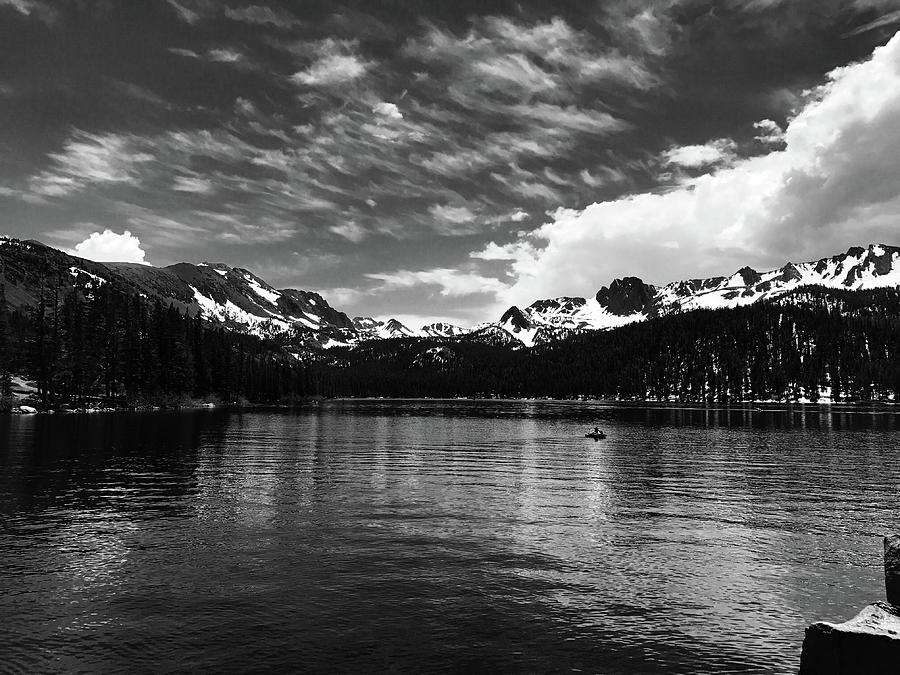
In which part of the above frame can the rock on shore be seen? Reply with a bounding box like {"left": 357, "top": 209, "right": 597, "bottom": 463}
{"left": 800, "top": 602, "right": 900, "bottom": 674}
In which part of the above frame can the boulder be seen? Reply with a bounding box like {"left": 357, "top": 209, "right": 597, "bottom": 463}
{"left": 886, "top": 535, "right": 900, "bottom": 607}
{"left": 800, "top": 602, "right": 900, "bottom": 674}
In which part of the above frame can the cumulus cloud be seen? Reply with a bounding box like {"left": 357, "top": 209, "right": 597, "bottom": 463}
{"left": 73, "top": 229, "right": 149, "bottom": 264}
{"left": 753, "top": 118, "right": 786, "bottom": 144}
{"left": 477, "top": 30, "right": 900, "bottom": 307}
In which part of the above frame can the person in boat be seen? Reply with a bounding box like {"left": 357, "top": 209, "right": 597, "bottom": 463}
{"left": 593, "top": 427, "right": 601, "bottom": 434}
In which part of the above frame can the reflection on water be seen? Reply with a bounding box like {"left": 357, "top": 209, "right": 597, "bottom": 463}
{"left": 1, "top": 401, "right": 898, "bottom": 673}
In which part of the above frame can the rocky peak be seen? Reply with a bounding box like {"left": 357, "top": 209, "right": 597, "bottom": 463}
{"left": 500, "top": 306, "right": 530, "bottom": 330}
{"left": 385, "top": 319, "right": 408, "bottom": 332}
{"left": 778, "top": 262, "right": 802, "bottom": 283}
{"left": 595, "top": 277, "right": 656, "bottom": 316}
{"left": 735, "top": 266, "right": 762, "bottom": 286}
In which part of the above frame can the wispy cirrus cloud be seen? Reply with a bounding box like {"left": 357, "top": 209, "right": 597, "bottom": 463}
{"left": 224, "top": 4, "right": 300, "bottom": 29}
{"left": 30, "top": 132, "right": 154, "bottom": 197}
{"left": 366, "top": 267, "right": 507, "bottom": 298}
{"left": 406, "top": 15, "right": 660, "bottom": 98}
{"left": 165, "top": 0, "right": 214, "bottom": 25}
{"left": 0, "top": 0, "right": 58, "bottom": 25}
{"left": 168, "top": 45, "right": 257, "bottom": 70}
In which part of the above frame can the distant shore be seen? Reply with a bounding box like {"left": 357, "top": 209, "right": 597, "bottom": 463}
{"left": 6, "top": 396, "right": 899, "bottom": 415}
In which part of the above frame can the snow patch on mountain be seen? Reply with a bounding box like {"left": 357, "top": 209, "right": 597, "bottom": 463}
{"left": 244, "top": 273, "right": 281, "bottom": 305}
{"left": 421, "top": 322, "right": 465, "bottom": 338}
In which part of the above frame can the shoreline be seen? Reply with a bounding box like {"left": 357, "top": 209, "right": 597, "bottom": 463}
{"left": 6, "top": 396, "right": 900, "bottom": 415}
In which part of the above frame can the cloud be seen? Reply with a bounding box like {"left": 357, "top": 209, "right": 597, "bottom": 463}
{"left": 663, "top": 139, "right": 737, "bottom": 168}
{"left": 477, "top": 30, "right": 900, "bottom": 307}
{"left": 429, "top": 204, "right": 477, "bottom": 224}
{"left": 172, "top": 175, "right": 214, "bottom": 193}
{"left": 0, "top": 0, "right": 58, "bottom": 25}
{"left": 373, "top": 101, "right": 403, "bottom": 120}
{"left": 224, "top": 5, "right": 299, "bottom": 29}
{"left": 166, "top": 0, "right": 202, "bottom": 24}
{"left": 408, "top": 16, "right": 660, "bottom": 94}
{"left": 168, "top": 45, "right": 254, "bottom": 69}
{"left": 488, "top": 209, "right": 529, "bottom": 224}
{"left": 753, "top": 118, "right": 786, "bottom": 145}
{"left": 73, "top": 229, "right": 149, "bottom": 264}
{"left": 30, "top": 132, "right": 154, "bottom": 196}
{"left": 507, "top": 103, "right": 629, "bottom": 133}
{"left": 844, "top": 8, "right": 900, "bottom": 36}
{"left": 366, "top": 268, "right": 507, "bottom": 298}
{"left": 292, "top": 51, "right": 369, "bottom": 86}
{"left": 207, "top": 48, "right": 243, "bottom": 63}
{"left": 330, "top": 222, "right": 368, "bottom": 243}
{"left": 165, "top": 0, "right": 218, "bottom": 25}
{"left": 580, "top": 166, "right": 628, "bottom": 188}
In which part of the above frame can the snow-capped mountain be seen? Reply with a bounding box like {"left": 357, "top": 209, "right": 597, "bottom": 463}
{"left": 352, "top": 317, "right": 419, "bottom": 340}
{"left": 489, "top": 244, "right": 900, "bottom": 346}
{"left": 4, "top": 236, "right": 900, "bottom": 352}
{"left": 351, "top": 318, "right": 466, "bottom": 340}
{"left": 0, "top": 237, "right": 356, "bottom": 348}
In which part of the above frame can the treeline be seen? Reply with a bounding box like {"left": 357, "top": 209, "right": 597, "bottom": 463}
{"left": 0, "top": 278, "right": 324, "bottom": 411}
{"left": 313, "top": 287, "right": 900, "bottom": 403}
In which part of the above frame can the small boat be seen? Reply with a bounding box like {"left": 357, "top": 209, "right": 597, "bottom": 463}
{"left": 585, "top": 430, "right": 606, "bottom": 439}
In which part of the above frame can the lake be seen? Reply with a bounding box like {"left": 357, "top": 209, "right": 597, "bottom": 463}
{"left": 1, "top": 400, "right": 898, "bottom": 673}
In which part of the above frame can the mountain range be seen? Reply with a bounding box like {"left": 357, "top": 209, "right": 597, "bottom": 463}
{"left": 2, "top": 237, "right": 899, "bottom": 350}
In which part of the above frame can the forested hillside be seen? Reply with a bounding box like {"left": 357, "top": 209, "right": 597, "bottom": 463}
{"left": 311, "top": 287, "right": 900, "bottom": 403}
{"left": 0, "top": 277, "right": 319, "bottom": 411}
{"left": 2, "top": 276, "right": 899, "bottom": 410}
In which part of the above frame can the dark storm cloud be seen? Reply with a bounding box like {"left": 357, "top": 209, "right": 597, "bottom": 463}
{"left": 0, "top": 0, "right": 898, "bottom": 324}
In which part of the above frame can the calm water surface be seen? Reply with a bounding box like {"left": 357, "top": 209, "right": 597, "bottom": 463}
{"left": 1, "top": 401, "right": 899, "bottom": 673}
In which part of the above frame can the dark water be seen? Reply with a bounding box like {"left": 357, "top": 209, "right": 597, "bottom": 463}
{"left": 1, "top": 401, "right": 898, "bottom": 674}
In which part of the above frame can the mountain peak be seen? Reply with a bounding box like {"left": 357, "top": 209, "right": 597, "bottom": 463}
{"left": 500, "top": 306, "right": 530, "bottom": 330}
{"left": 595, "top": 277, "right": 655, "bottom": 316}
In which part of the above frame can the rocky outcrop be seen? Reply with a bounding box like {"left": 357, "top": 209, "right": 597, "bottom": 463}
{"left": 800, "top": 535, "right": 900, "bottom": 673}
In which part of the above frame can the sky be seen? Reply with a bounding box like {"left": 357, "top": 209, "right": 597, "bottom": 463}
{"left": 2, "top": 0, "right": 900, "bottom": 327}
